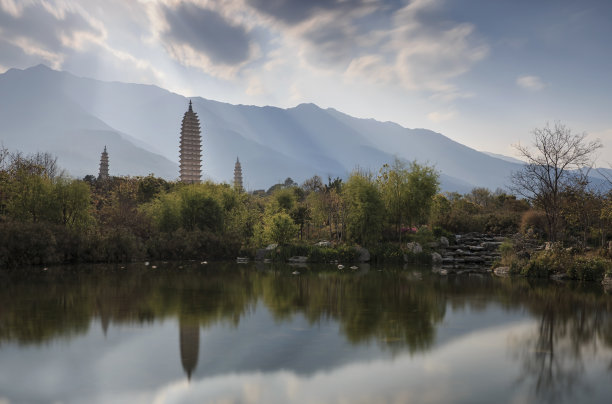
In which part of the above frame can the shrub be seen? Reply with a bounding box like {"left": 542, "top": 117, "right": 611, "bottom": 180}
{"left": 567, "top": 257, "right": 609, "bottom": 281}
{"left": 520, "top": 210, "right": 548, "bottom": 238}
{"left": 369, "top": 243, "right": 405, "bottom": 264}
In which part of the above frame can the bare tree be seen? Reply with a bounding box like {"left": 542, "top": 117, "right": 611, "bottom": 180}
{"left": 511, "top": 122, "right": 602, "bottom": 241}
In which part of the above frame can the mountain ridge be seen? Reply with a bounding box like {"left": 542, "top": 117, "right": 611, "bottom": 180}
{"left": 0, "top": 64, "right": 524, "bottom": 192}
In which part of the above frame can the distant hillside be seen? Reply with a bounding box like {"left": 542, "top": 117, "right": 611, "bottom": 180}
{"left": 0, "top": 64, "right": 527, "bottom": 191}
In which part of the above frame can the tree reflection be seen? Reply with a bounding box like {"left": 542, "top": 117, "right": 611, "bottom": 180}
{"left": 510, "top": 282, "right": 612, "bottom": 402}
{"left": 1, "top": 263, "right": 611, "bottom": 389}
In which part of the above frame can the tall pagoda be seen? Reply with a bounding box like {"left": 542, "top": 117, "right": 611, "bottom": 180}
{"left": 179, "top": 100, "right": 202, "bottom": 184}
{"left": 98, "top": 146, "right": 109, "bottom": 180}
{"left": 233, "top": 157, "right": 243, "bottom": 191}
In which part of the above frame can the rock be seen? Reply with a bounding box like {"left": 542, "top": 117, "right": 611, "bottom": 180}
{"left": 439, "top": 236, "right": 449, "bottom": 248}
{"left": 316, "top": 240, "right": 332, "bottom": 247}
{"left": 287, "top": 256, "right": 308, "bottom": 263}
{"left": 355, "top": 246, "right": 371, "bottom": 262}
{"left": 266, "top": 243, "right": 278, "bottom": 250}
{"left": 602, "top": 274, "right": 612, "bottom": 287}
{"left": 551, "top": 272, "right": 569, "bottom": 281}
{"left": 406, "top": 242, "right": 423, "bottom": 253}
{"left": 427, "top": 241, "right": 440, "bottom": 248}
{"left": 255, "top": 249, "right": 267, "bottom": 261}
{"left": 431, "top": 252, "right": 443, "bottom": 265}
{"left": 493, "top": 266, "right": 510, "bottom": 277}
{"left": 482, "top": 242, "right": 501, "bottom": 250}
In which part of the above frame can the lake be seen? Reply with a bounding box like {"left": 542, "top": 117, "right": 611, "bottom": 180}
{"left": 1, "top": 262, "right": 611, "bottom": 404}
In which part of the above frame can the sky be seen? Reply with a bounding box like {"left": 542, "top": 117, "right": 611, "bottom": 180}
{"left": 1, "top": 0, "right": 611, "bottom": 163}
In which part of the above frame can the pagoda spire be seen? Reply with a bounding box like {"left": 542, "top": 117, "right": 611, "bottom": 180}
{"left": 98, "top": 146, "right": 109, "bottom": 180}
{"left": 233, "top": 157, "right": 243, "bottom": 192}
{"left": 179, "top": 101, "right": 202, "bottom": 184}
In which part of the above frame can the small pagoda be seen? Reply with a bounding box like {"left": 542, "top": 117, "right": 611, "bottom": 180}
{"left": 234, "top": 157, "right": 243, "bottom": 191}
{"left": 179, "top": 100, "right": 202, "bottom": 184}
{"left": 98, "top": 146, "right": 109, "bottom": 180}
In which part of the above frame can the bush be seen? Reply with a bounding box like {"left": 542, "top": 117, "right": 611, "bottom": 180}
{"left": 266, "top": 243, "right": 359, "bottom": 263}
{"left": 520, "top": 210, "right": 548, "bottom": 237}
{"left": 0, "top": 221, "right": 58, "bottom": 267}
{"left": 567, "top": 257, "right": 609, "bottom": 281}
{"left": 521, "top": 256, "right": 551, "bottom": 278}
{"left": 369, "top": 243, "right": 405, "bottom": 264}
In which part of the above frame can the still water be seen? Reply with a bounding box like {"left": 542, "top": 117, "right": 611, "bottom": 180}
{"left": 1, "top": 262, "right": 611, "bottom": 404}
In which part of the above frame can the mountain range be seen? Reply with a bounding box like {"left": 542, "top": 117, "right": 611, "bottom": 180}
{"left": 0, "top": 64, "right": 527, "bottom": 192}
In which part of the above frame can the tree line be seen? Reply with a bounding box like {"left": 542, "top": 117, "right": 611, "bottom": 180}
{"left": 1, "top": 122, "right": 612, "bottom": 268}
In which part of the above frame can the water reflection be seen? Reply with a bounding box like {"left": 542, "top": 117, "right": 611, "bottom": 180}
{"left": 179, "top": 318, "right": 199, "bottom": 381}
{"left": 508, "top": 282, "right": 612, "bottom": 402}
{"left": 0, "top": 263, "right": 611, "bottom": 403}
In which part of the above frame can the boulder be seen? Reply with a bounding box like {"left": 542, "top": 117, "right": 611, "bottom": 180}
{"left": 355, "top": 247, "right": 371, "bottom": 262}
{"left": 602, "top": 274, "right": 612, "bottom": 287}
{"left": 439, "top": 236, "right": 449, "bottom": 248}
{"left": 316, "top": 240, "right": 332, "bottom": 247}
{"left": 255, "top": 249, "right": 267, "bottom": 261}
{"left": 406, "top": 242, "right": 423, "bottom": 253}
{"left": 431, "top": 252, "right": 443, "bottom": 265}
{"left": 493, "top": 266, "right": 510, "bottom": 277}
{"left": 266, "top": 243, "right": 278, "bottom": 250}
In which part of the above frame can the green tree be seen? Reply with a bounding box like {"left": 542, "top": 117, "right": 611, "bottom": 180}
{"left": 180, "top": 186, "right": 224, "bottom": 232}
{"left": 430, "top": 193, "right": 451, "bottom": 228}
{"left": 377, "top": 158, "right": 409, "bottom": 242}
{"left": 343, "top": 171, "right": 384, "bottom": 246}
{"left": 8, "top": 167, "right": 54, "bottom": 222}
{"left": 264, "top": 212, "right": 298, "bottom": 245}
{"left": 405, "top": 161, "right": 439, "bottom": 226}
{"left": 52, "top": 177, "right": 92, "bottom": 227}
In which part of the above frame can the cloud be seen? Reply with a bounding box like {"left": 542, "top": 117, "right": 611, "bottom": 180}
{"left": 0, "top": 0, "right": 106, "bottom": 68}
{"left": 249, "top": 0, "right": 487, "bottom": 101}
{"left": 246, "top": 0, "right": 369, "bottom": 25}
{"left": 0, "top": 1, "right": 104, "bottom": 52}
{"left": 427, "top": 109, "right": 457, "bottom": 123}
{"left": 516, "top": 75, "right": 546, "bottom": 91}
{"left": 390, "top": 0, "right": 488, "bottom": 95}
{"left": 160, "top": 3, "right": 252, "bottom": 66}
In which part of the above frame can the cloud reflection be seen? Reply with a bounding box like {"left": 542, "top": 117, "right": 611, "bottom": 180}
{"left": 147, "top": 322, "right": 535, "bottom": 404}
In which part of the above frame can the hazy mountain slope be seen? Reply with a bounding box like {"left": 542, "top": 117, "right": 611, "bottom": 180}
{"left": 0, "top": 67, "right": 178, "bottom": 178}
{"left": 325, "top": 108, "right": 522, "bottom": 191}
{"left": 0, "top": 65, "right": 526, "bottom": 191}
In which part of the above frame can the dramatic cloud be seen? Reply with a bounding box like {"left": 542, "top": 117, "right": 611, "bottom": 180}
{"left": 160, "top": 3, "right": 252, "bottom": 66}
{"left": 338, "top": 0, "right": 488, "bottom": 102}
{"left": 0, "top": 0, "right": 104, "bottom": 68}
{"left": 246, "top": 0, "right": 370, "bottom": 25}
{"left": 516, "top": 75, "right": 546, "bottom": 91}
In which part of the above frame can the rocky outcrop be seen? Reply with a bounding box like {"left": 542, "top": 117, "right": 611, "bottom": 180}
{"left": 438, "top": 233, "right": 504, "bottom": 274}
{"left": 355, "top": 247, "right": 371, "bottom": 262}
{"left": 431, "top": 252, "right": 443, "bottom": 265}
